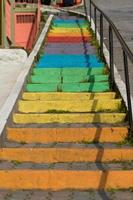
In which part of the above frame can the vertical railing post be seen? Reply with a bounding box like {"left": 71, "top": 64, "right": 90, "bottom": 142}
{"left": 109, "top": 25, "right": 114, "bottom": 89}
{"left": 90, "top": 0, "right": 92, "bottom": 26}
{"left": 123, "top": 50, "right": 133, "bottom": 133}
{"left": 94, "top": 7, "right": 97, "bottom": 39}
{"left": 100, "top": 13, "right": 103, "bottom": 58}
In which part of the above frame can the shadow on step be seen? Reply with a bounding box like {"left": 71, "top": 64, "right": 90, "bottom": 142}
{"left": 94, "top": 127, "right": 110, "bottom": 200}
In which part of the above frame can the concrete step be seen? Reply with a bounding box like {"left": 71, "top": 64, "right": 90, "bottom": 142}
{"left": 47, "top": 32, "right": 91, "bottom": 37}
{"left": 13, "top": 113, "right": 126, "bottom": 124}
{"left": 50, "top": 28, "right": 89, "bottom": 32}
{"left": 32, "top": 67, "right": 107, "bottom": 76}
{"left": 46, "top": 36, "right": 91, "bottom": 43}
{"left": 53, "top": 19, "right": 88, "bottom": 23}
{"left": 49, "top": 29, "right": 90, "bottom": 34}
{"left": 18, "top": 99, "right": 122, "bottom": 113}
{"left": 52, "top": 24, "right": 89, "bottom": 28}
{"left": 44, "top": 46, "right": 96, "bottom": 54}
{"left": 26, "top": 82, "right": 110, "bottom": 92}
{"left": 29, "top": 74, "right": 109, "bottom": 83}
{"left": 7, "top": 127, "right": 128, "bottom": 143}
{"left": 36, "top": 54, "right": 104, "bottom": 68}
{"left": 0, "top": 147, "right": 133, "bottom": 163}
{"left": 0, "top": 170, "right": 132, "bottom": 189}
{"left": 44, "top": 43, "right": 94, "bottom": 49}
{"left": 22, "top": 92, "right": 116, "bottom": 101}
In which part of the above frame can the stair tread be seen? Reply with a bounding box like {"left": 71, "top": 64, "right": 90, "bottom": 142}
{"left": 0, "top": 160, "right": 133, "bottom": 170}
{"left": 22, "top": 92, "right": 116, "bottom": 101}
{"left": 0, "top": 170, "right": 132, "bottom": 190}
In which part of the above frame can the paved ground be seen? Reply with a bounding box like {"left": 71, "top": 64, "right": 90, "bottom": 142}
{"left": 0, "top": 49, "right": 27, "bottom": 110}
{"left": 75, "top": 0, "right": 133, "bottom": 95}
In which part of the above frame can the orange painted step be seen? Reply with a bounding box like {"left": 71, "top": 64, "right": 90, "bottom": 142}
{"left": 0, "top": 148, "right": 133, "bottom": 163}
{"left": 0, "top": 170, "right": 132, "bottom": 189}
{"left": 7, "top": 127, "right": 128, "bottom": 143}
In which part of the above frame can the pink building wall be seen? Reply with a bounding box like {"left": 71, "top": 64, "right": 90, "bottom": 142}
{"left": 6, "top": 0, "right": 11, "bottom": 41}
{"left": 14, "top": 13, "right": 38, "bottom": 50}
{"left": 5, "top": 0, "right": 41, "bottom": 50}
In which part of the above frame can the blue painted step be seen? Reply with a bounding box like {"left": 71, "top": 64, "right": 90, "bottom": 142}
{"left": 53, "top": 19, "right": 87, "bottom": 23}
{"left": 36, "top": 55, "right": 104, "bottom": 68}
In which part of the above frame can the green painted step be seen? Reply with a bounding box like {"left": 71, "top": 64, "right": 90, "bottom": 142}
{"left": 32, "top": 68, "right": 61, "bottom": 76}
{"left": 26, "top": 84, "right": 58, "bottom": 92}
{"left": 63, "top": 74, "right": 109, "bottom": 83}
{"left": 62, "top": 82, "right": 109, "bottom": 92}
{"left": 30, "top": 74, "right": 109, "bottom": 83}
{"left": 30, "top": 75, "right": 61, "bottom": 84}
{"left": 62, "top": 68, "right": 107, "bottom": 75}
{"left": 52, "top": 24, "right": 89, "bottom": 28}
{"left": 26, "top": 82, "right": 109, "bottom": 92}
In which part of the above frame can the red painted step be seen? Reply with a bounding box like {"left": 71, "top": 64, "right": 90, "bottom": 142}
{"left": 47, "top": 36, "right": 91, "bottom": 43}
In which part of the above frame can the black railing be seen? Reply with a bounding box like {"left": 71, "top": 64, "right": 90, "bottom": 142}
{"left": 87, "top": 0, "right": 133, "bottom": 133}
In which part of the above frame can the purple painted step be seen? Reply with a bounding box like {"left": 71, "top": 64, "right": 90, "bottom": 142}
{"left": 44, "top": 47, "right": 96, "bottom": 55}
{"left": 45, "top": 43, "right": 94, "bottom": 49}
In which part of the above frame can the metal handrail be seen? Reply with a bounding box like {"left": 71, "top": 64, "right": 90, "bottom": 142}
{"left": 87, "top": 0, "right": 133, "bottom": 132}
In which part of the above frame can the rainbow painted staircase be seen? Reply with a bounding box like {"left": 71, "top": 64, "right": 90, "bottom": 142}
{"left": 0, "top": 13, "right": 133, "bottom": 196}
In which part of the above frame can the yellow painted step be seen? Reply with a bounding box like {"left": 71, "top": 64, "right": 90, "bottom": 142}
{"left": 13, "top": 113, "right": 126, "bottom": 124}
{"left": 7, "top": 127, "right": 128, "bottom": 143}
{"left": 22, "top": 92, "right": 116, "bottom": 101}
{"left": 51, "top": 27, "right": 89, "bottom": 31}
{"left": 0, "top": 148, "right": 133, "bottom": 163}
{"left": 48, "top": 32, "right": 91, "bottom": 37}
{"left": 18, "top": 99, "right": 122, "bottom": 113}
{"left": 0, "top": 170, "right": 132, "bottom": 189}
{"left": 49, "top": 29, "right": 90, "bottom": 33}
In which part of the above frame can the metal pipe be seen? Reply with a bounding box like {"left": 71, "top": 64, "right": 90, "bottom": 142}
{"left": 109, "top": 25, "right": 114, "bottom": 89}
{"left": 123, "top": 51, "right": 133, "bottom": 132}
{"left": 100, "top": 13, "right": 103, "bottom": 58}
{"left": 94, "top": 7, "right": 97, "bottom": 39}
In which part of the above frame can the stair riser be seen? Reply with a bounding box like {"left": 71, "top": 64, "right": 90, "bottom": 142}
{"left": 7, "top": 127, "right": 128, "bottom": 143}
{"left": 50, "top": 28, "right": 89, "bottom": 32}
{"left": 48, "top": 33, "right": 91, "bottom": 37}
{"left": 0, "top": 148, "right": 133, "bottom": 163}
{"left": 32, "top": 68, "right": 107, "bottom": 76}
{"left": 0, "top": 170, "right": 132, "bottom": 189}
{"left": 46, "top": 38, "right": 91, "bottom": 43}
{"left": 30, "top": 75, "right": 108, "bottom": 83}
{"left": 44, "top": 47, "right": 96, "bottom": 55}
{"left": 22, "top": 92, "right": 116, "bottom": 101}
{"left": 13, "top": 113, "right": 126, "bottom": 124}
{"left": 26, "top": 82, "right": 109, "bottom": 92}
{"left": 44, "top": 43, "right": 94, "bottom": 49}
{"left": 18, "top": 100, "right": 122, "bottom": 113}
